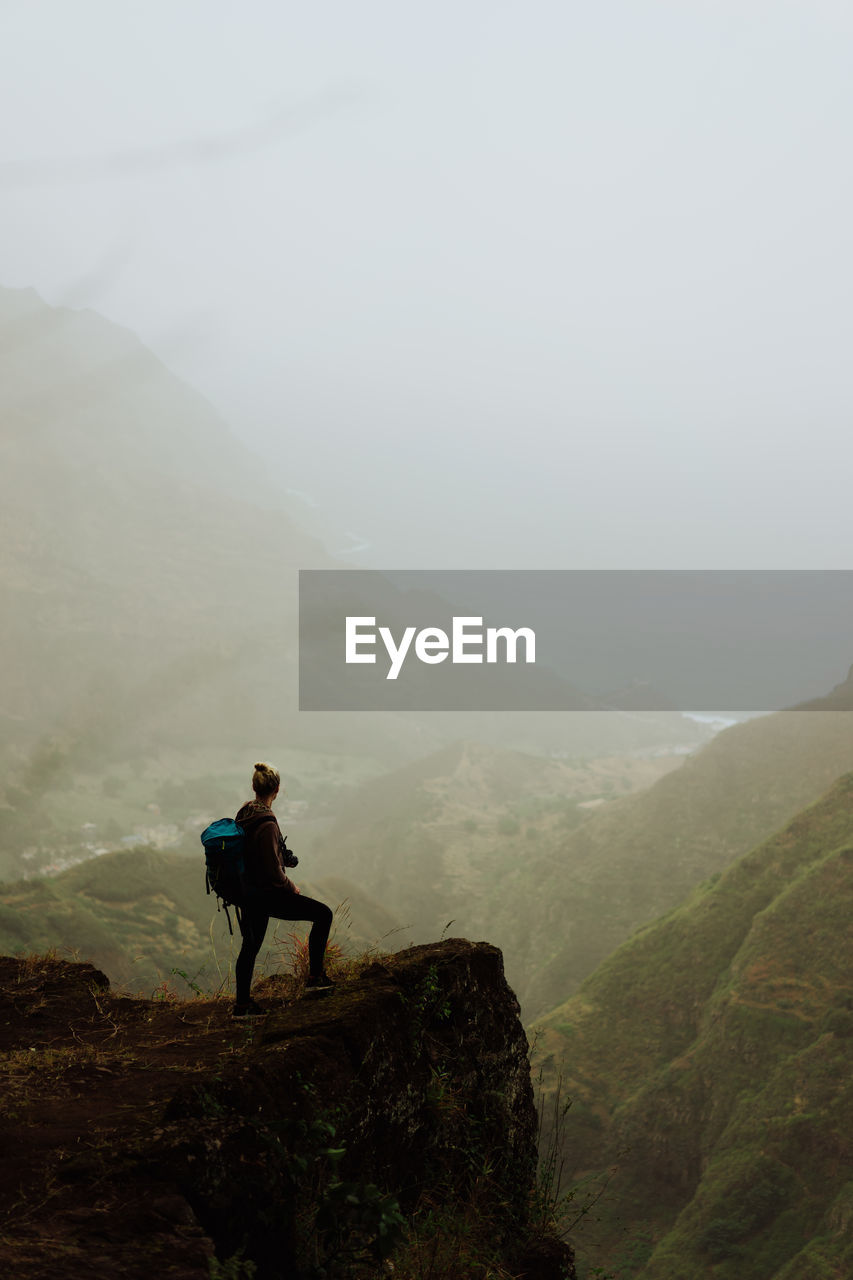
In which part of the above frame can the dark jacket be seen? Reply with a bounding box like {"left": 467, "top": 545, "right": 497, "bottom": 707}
{"left": 235, "top": 800, "right": 297, "bottom": 893}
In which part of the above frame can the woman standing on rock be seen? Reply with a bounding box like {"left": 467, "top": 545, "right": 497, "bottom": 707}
{"left": 233, "top": 762, "right": 334, "bottom": 1017}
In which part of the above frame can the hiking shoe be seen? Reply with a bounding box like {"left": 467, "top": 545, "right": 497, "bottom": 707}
{"left": 232, "top": 1000, "right": 267, "bottom": 1018}
{"left": 304, "top": 972, "right": 335, "bottom": 993}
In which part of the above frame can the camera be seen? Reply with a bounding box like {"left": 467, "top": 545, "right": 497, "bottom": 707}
{"left": 280, "top": 837, "right": 299, "bottom": 869}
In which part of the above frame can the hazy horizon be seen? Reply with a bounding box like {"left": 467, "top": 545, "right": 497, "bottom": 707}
{"left": 3, "top": 1, "right": 852, "bottom": 568}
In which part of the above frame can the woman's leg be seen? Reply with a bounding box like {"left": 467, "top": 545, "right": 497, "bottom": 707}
{"left": 264, "top": 890, "right": 333, "bottom": 977}
{"left": 235, "top": 904, "right": 270, "bottom": 1004}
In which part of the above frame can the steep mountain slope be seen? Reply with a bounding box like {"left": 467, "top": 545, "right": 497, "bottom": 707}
{"left": 480, "top": 707, "right": 853, "bottom": 1016}
{"left": 509, "top": 707, "right": 853, "bottom": 1017}
{"left": 0, "top": 286, "right": 331, "bottom": 747}
{"left": 533, "top": 771, "right": 853, "bottom": 1280}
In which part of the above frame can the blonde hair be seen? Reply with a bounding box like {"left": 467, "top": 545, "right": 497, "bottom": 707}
{"left": 252, "top": 761, "right": 281, "bottom": 797}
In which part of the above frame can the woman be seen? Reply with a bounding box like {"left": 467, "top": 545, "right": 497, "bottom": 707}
{"left": 232, "top": 761, "right": 334, "bottom": 1017}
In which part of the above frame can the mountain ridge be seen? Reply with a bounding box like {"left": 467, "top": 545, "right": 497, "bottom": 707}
{"left": 532, "top": 770, "right": 853, "bottom": 1279}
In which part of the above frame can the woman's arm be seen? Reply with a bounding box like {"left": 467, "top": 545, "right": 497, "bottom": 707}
{"left": 253, "top": 820, "right": 298, "bottom": 892}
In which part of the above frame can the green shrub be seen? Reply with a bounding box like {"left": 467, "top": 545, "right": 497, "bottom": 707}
{"left": 700, "top": 1156, "right": 799, "bottom": 1260}
{"left": 821, "top": 1007, "right": 853, "bottom": 1037}
{"left": 0, "top": 902, "right": 32, "bottom": 942}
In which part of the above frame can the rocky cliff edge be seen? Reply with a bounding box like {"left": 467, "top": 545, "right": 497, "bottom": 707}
{"left": 0, "top": 940, "right": 574, "bottom": 1279}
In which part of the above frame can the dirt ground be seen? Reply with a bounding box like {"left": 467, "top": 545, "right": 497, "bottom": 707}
{"left": 0, "top": 952, "right": 301, "bottom": 1278}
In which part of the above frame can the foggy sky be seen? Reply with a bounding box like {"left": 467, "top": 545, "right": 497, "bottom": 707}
{"left": 2, "top": 1, "right": 851, "bottom": 569}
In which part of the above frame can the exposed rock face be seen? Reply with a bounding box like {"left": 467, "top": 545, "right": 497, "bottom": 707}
{"left": 0, "top": 941, "right": 574, "bottom": 1279}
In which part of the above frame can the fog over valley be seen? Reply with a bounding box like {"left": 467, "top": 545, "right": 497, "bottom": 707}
{"left": 1, "top": 6, "right": 852, "bottom": 1278}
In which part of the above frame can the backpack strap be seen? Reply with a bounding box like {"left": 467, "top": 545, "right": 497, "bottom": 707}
{"left": 210, "top": 893, "right": 238, "bottom": 936}
{"left": 216, "top": 898, "right": 245, "bottom": 937}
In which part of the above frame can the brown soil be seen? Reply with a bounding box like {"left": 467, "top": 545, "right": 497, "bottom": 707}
{"left": 0, "top": 952, "right": 299, "bottom": 1278}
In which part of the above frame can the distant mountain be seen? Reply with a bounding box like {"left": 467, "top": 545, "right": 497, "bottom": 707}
{"left": 0, "top": 285, "right": 331, "bottom": 756}
{"left": 593, "top": 679, "right": 680, "bottom": 712}
{"left": 532, "top": 770, "right": 853, "bottom": 1280}
{"left": 792, "top": 662, "right": 853, "bottom": 710}
{"left": 308, "top": 738, "right": 690, "bottom": 944}
{"left": 0, "top": 285, "right": 721, "bottom": 884}
{"left": 308, "top": 709, "right": 853, "bottom": 1021}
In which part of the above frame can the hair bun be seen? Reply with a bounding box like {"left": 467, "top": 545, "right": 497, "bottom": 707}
{"left": 251, "top": 761, "right": 281, "bottom": 797}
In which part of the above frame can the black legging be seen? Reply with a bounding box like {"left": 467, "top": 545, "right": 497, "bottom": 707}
{"left": 235, "top": 888, "right": 333, "bottom": 1004}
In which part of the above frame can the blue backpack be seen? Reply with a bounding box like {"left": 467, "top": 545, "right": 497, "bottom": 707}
{"left": 201, "top": 818, "right": 246, "bottom": 934}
